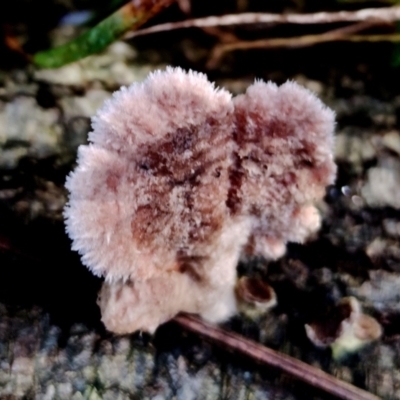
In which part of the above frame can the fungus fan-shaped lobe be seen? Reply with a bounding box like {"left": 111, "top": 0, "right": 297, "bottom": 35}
{"left": 64, "top": 67, "right": 235, "bottom": 283}
{"left": 65, "top": 144, "right": 177, "bottom": 281}
{"left": 89, "top": 67, "right": 233, "bottom": 155}
{"left": 232, "top": 80, "right": 336, "bottom": 258}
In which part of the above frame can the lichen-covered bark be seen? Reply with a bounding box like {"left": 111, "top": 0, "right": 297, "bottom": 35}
{"left": 0, "top": 304, "right": 303, "bottom": 400}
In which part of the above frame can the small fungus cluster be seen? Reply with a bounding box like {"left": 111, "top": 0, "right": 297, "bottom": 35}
{"left": 64, "top": 67, "right": 336, "bottom": 334}
{"left": 305, "top": 297, "right": 382, "bottom": 359}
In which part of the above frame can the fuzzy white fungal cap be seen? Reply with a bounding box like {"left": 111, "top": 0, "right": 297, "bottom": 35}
{"left": 64, "top": 67, "right": 336, "bottom": 334}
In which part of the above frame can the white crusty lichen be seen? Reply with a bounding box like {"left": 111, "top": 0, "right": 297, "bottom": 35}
{"left": 64, "top": 67, "right": 336, "bottom": 334}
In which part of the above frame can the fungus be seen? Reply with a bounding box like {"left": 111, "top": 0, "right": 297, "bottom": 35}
{"left": 305, "top": 297, "right": 382, "bottom": 359}
{"left": 236, "top": 277, "right": 277, "bottom": 318}
{"left": 64, "top": 67, "right": 336, "bottom": 334}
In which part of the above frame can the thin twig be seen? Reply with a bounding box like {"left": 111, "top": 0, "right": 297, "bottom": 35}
{"left": 174, "top": 314, "right": 381, "bottom": 400}
{"left": 211, "top": 32, "right": 400, "bottom": 53}
{"left": 345, "top": 33, "right": 400, "bottom": 41}
{"left": 325, "top": 19, "right": 385, "bottom": 36}
{"left": 206, "top": 20, "right": 388, "bottom": 68}
{"left": 125, "top": 6, "right": 400, "bottom": 39}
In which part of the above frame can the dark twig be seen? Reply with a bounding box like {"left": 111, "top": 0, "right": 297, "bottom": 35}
{"left": 174, "top": 313, "right": 381, "bottom": 400}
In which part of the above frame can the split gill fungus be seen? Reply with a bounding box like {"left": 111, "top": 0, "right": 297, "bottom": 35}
{"left": 64, "top": 67, "right": 336, "bottom": 334}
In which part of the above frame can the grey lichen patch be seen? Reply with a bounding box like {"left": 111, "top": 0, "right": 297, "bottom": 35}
{"left": 34, "top": 41, "right": 163, "bottom": 88}
{"left": 365, "top": 345, "right": 400, "bottom": 399}
{"left": 365, "top": 236, "right": 400, "bottom": 271}
{"left": 381, "top": 130, "right": 400, "bottom": 156}
{"left": 59, "top": 89, "right": 111, "bottom": 120}
{"left": 350, "top": 270, "right": 400, "bottom": 312}
{"left": 0, "top": 97, "right": 62, "bottom": 169}
{"left": 334, "top": 131, "right": 376, "bottom": 171}
{"left": 383, "top": 219, "right": 400, "bottom": 238}
{"left": 0, "top": 70, "right": 38, "bottom": 99}
{"left": 361, "top": 157, "right": 400, "bottom": 209}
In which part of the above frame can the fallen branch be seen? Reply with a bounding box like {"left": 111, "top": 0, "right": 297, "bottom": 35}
{"left": 174, "top": 313, "right": 381, "bottom": 400}
{"left": 125, "top": 6, "right": 400, "bottom": 39}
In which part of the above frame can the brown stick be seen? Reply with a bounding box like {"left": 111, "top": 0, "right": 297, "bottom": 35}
{"left": 206, "top": 21, "right": 398, "bottom": 69}
{"left": 218, "top": 31, "right": 400, "bottom": 52}
{"left": 174, "top": 314, "right": 381, "bottom": 400}
{"left": 125, "top": 6, "right": 400, "bottom": 39}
